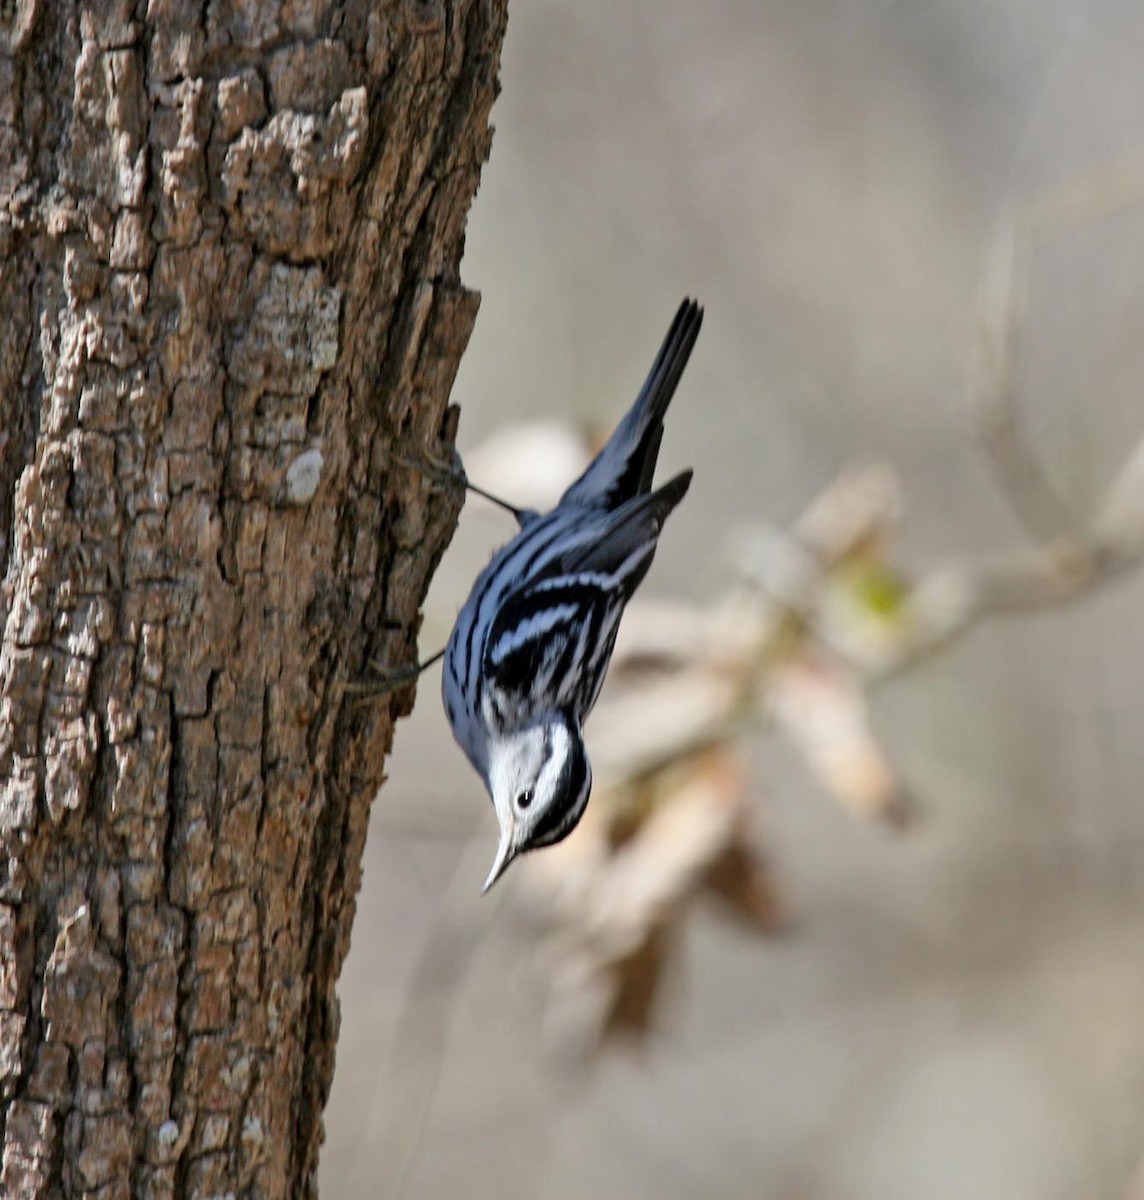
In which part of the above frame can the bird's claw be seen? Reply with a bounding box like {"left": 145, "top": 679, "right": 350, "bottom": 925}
{"left": 387, "top": 447, "right": 469, "bottom": 494}
{"left": 343, "top": 659, "right": 423, "bottom": 703}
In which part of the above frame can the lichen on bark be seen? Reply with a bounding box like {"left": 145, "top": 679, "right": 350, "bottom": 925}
{"left": 0, "top": 2, "right": 507, "bottom": 1196}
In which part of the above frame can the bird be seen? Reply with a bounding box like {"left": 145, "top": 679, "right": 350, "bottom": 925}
{"left": 442, "top": 298, "right": 704, "bottom": 892}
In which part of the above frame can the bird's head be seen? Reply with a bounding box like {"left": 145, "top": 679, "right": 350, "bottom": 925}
{"left": 482, "top": 715, "right": 593, "bottom": 892}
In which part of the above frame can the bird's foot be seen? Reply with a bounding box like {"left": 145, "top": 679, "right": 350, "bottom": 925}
{"left": 343, "top": 648, "right": 445, "bottom": 704}
{"left": 386, "top": 445, "right": 469, "bottom": 494}
{"left": 343, "top": 659, "right": 424, "bottom": 703}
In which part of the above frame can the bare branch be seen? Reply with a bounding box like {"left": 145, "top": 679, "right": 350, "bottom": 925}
{"left": 971, "top": 159, "right": 1144, "bottom": 548}
{"left": 972, "top": 217, "right": 1079, "bottom": 541}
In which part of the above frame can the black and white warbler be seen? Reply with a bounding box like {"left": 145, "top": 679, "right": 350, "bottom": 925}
{"left": 443, "top": 298, "right": 704, "bottom": 891}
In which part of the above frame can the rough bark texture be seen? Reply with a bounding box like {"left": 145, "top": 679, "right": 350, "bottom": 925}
{"left": 0, "top": 2, "right": 506, "bottom": 1196}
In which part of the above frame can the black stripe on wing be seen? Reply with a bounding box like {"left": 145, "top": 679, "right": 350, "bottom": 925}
{"left": 482, "top": 575, "right": 620, "bottom": 712}
{"left": 557, "top": 471, "right": 692, "bottom": 600}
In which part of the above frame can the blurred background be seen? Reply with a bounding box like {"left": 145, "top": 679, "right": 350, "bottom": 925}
{"left": 322, "top": 2, "right": 1144, "bottom": 1197}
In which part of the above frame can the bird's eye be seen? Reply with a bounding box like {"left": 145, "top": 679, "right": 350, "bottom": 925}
{"left": 517, "top": 789, "right": 534, "bottom": 810}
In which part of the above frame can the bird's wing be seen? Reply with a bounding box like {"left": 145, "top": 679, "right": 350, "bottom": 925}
{"left": 558, "top": 299, "right": 703, "bottom": 511}
{"left": 481, "top": 473, "right": 692, "bottom": 720}
{"left": 481, "top": 570, "right": 621, "bottom": 718}
{"left": 556, "top": 470, "right": 692, "bottom": 597}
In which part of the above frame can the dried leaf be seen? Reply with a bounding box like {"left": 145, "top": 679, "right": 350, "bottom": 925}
{"left": 600, "top": 924, "right": 673, "bottom": 1043}
{"left": 608, "top": 596, "right": 769, "bottom": 675}
{"left": 525, "top": 749, "right": 757, "bottom": 1049}
{"left": 766, "top": 651, "right": 903, "bottom": 823}
{"left": 728, "top": 524, "right": 821, "bottom": 608}
{"left": 574, "top": 750, "right": 746, "bottom": 955}
{"left": 587, "top": 668, "right": 742, "bottom": 782}
{"left": 794, "top": 461, "right": 902, "bottom": 562}
{"left": 702, "top": 833, "right": 785, "bottom": 933}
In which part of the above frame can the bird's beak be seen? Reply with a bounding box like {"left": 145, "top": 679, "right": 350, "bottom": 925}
{"left": 481, "top": 822, "right": 517, "bottom": 894}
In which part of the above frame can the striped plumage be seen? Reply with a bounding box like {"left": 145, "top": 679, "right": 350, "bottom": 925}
{"left": 443, "top": 299, "right": 704, "bottom": 891}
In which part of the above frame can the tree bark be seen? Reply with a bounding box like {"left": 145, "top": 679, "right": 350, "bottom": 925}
{"left": 0, "top": 2, "right": 506, "bottom": 1196}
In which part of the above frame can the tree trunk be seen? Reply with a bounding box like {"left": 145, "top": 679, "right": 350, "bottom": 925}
{"left": 0, "top": 2, "right": 506, "bottom": 1196}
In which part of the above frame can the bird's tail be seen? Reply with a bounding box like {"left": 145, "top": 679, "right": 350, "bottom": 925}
{"left": 559, "top": 298, "right": 703, "bottom": 510}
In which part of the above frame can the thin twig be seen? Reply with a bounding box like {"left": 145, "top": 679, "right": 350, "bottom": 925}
{"left": 970, "top": 159, "right": 1144, "bottom": 548}
{"left": 872, "top": 161, "right": 1144, "bottom": 677}
{"left": 971, "top": 220, "right": 1080, "bottom": 541}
